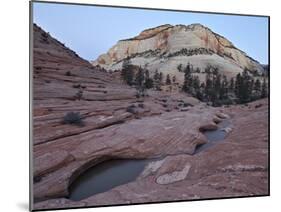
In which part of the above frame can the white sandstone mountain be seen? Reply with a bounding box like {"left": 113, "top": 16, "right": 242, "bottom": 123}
{"left": 92, "top": 24, "right": 264, "bottom": 82}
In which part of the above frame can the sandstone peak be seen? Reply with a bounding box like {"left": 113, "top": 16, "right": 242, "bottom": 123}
{"left": 122, "top": 23, "right": 225, "bottom": 42}
{"left": 92, "top": 23, "right": 264, "bottom": 81}
{"left": 122, "top": 24, "right": 173, "bottom": 41}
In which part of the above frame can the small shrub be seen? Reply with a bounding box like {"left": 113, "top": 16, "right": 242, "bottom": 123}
{"left": 73, "top": 84, "right": 87, "bottom": 89}
{"left": 183, "top": 102, "right": 193, "bottom": 107}
{"left": 255, "top": 104, "right": 263, "bottom": 109}
{"left": 42, "top": 38, "right": 49, "bottom": 44}
{"left": 73, "top": 84, "right": 81, "bottom": 89}
{"left": 74, "top": 90, "right": 83, "bottom": 100}
{"left": 136, "top": 89, "right": 145, "bottom": 98}
{"left": 138, "top": 103, "right": 144, "bottom": 108}
{"left": 65, "top": 71, "right": 72, "bottom": 76}
{"left": 126, "top": 105, "right": 137, "bottom": 114}
{"left": 62, "top": 112, "right": 84, "bottom": 126}
{"left": 41, "top": 32, "right": 48, "bottom": 38}
{"left": 33, "top": 176, "right": 42, "bottom": 183}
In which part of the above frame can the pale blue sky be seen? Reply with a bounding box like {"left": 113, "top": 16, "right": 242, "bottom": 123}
{"left": 33, "top": 2, "right": 269, "bottom": 64}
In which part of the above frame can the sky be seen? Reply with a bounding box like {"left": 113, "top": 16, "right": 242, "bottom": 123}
{"left": 33, "top": 2, "right": 269, "bottom": 64}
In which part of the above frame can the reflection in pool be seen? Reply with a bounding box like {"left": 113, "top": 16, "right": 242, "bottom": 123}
{"left": 68, "top": 119, "right": 231, "bottom": 201}
{"left": 194, "top": 119, "right": 231, "bottom": 154}
{"left": 68, "top": 159, "right": 151, "bottom": 201}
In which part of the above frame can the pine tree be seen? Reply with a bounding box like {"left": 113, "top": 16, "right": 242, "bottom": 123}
{"left": 249, "top": 79, "right": 254, "bottom": 98}
{"left": 235, "top": 73, "right": 242, "bottom": 100}
{"left": 205, "top": 65, "right": 211, "bottom": 74}
{"left": 190, "top": 64, "right": 194, "bottom": 73}
{"left": 159, "top": 72, "right": 163, "bottom": 85}
{"left": 135, "top": 67, "right": 146, "bottom": 97}
{"left": 195, "top": 67, "right": 201, "bottom": 73}
{"left": 145, "top": 69, "right": 149, "bottom": 80}
{"left": 191, "top": 76, "right": 200, "bottom": 97}
{"left": 192, "top": 76, "right": 200, "bottom": 91}
{"left": 144, "top": 69, "right": 153, "bottom": 89}
{"left": 166, "top": 74, "right": 171, "bottom": 85}
{"left": 121, "top": 59, "right": 134, "bottom": 86}
{"left": 135, "top": 68, "right": 145, "bottom": 88}
{"left": 254, "top": 79, "right": 261, "bottom": 93}
{"left": 241, "top": 69, "right": 251, "bottom": 102}
{"left": 199, "top": 82, "right": 206, "bottom": 101}
{"left": 200, "top": 82, "right": 206, "bottom": 90}
{"left": 261, "top": 78, "right": 268, "bottom": 98}
{"left": 182, "top": 63, "right": 192, "bottom": 92}
{"left": 172, "top": 75, "right": 176, "bottom": 83}
{"left": 234, "top": 69, "right": 253, "bottom": 103}
{"left": 205, "top": 71, "right": 213, "bottom": 101}
{"left": 153, "top": 69, "right": 159, "bottom": 81}
{"left": 208, "top": 71, "right": 221, "bottom": 103}
{"left": 177, "top": 64, "right": 183, "bottom": 72}
{"left": 153, "top": 70, "right": 161, "bottom": 90}
{"left": 229, "top": 78, "right": 235, "bottom": 92}
{"left": 213, "top": 67, "right": 219, "bottom": 76}
{"left": 214, "top": 73, "right": 221, "bottom": 94}
{"left": 254, "top": 79, "right": 261, "bottom": 91}
{"left": 220, "top": 75, "right": 228, "bottom": 100}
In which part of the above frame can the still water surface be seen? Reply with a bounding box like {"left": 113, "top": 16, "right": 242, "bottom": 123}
{"left": 68, "top": 119, "right": 231, "bottom": 201}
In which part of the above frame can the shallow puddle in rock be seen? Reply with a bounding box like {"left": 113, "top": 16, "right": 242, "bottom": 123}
{"left": 68, "top": 119, "right": 231, "bottom": 201}
{"left": 194, "top": 119, "right": 231, "bottom": 154}
{"left": 68, "top": 159, "right": 152, "bottom": 201}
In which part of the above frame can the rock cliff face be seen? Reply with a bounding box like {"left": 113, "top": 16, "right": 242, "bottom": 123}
{"left": 92, "top": 24, "right": 264, "bottom": 81}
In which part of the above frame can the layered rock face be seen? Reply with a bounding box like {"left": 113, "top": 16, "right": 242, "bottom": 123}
{"left": 92, "top": 24, "right": 264, "bottom": 81}
{"left": 32, "top": 24, "right": 268, "bottom": 210}
{"left": 35, "top": 99, "right": 269, "bottom": 209}
{"left": 32, "top": 23, "right": 211, "bottom": 206}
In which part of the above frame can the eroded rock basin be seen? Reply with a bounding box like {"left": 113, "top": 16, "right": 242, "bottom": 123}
{"left": 68, "top": 118, "right": 231, "bottom": 201}
{"left": 68, "top": 159, "right": 153, "bottom": 201}
{"left": 195, "top": 119, "right": 232, "bottom": 154}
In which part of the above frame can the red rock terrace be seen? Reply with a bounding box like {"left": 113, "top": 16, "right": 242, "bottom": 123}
{"left": 32, "top": 24, "right": 268, "bottom": 210}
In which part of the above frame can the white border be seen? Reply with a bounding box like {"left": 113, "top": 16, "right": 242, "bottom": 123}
{"left": 1, "top": 0, "right": 279, "bottom": 212}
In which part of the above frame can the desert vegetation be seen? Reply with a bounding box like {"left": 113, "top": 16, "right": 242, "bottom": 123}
{"left": 62, "top": 112, "right": 84, "bottom": 126}
{"left": 181, "top": 63, "right": 268, "bottom": 106}
{"left": 121, "top": 59, "right": 268, "bottom": 106}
